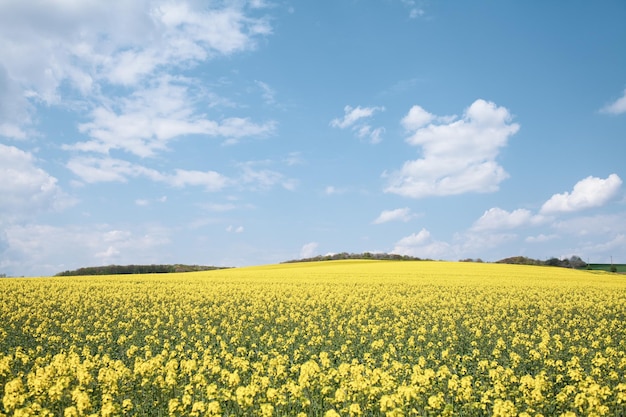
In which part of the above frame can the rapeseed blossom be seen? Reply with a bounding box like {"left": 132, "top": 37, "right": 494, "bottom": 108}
{"left": 0, "top": 260, "right": 625, "bottom": 416}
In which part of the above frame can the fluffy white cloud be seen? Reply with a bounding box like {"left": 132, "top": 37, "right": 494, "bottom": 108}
{"left": 391, "top": 228, "right": 451, "bottom": 259}
{"left": 330, "top": 105, "right": 385, "bottom": 144}
{"left": 0, "top": 144, "right": 72, "bottom": 218}
{"left": 373, "top": 208, "right": 414, "bottom": 224}
{"left": 472, "top": 207, "right": 544, "bottom": 231}
{"left": 300, "top": 242, "right": 319, "bottom": 258}
{"left": 0, "top": 0, "right": 271, "bottom": 139}
{"left": 600, "top": 89, "right": 626, "bottom": 115}
{"left": 66, "top": 77, "right": 276, "bottom": 157}
{"left": 540, "top": 174, "right": 622, "bottom": 214}
{"left": 401, "top": 105, "right": 435, "bottom": 130}
{"left": 385, "top": 99, "right": 519, "bottom": 198}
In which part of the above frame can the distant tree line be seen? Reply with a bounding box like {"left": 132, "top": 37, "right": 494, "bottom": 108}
{"left": 282, "top": 252, "right": 425, "bottom": 263}
{"left": 55, "top": 264, "right": 229, "bottom": 276}
{"left": 283, "top": 253, "right": 591, "bottom": 270}
{"left": 495, "top": 255, "right": 587, "bottom": 269}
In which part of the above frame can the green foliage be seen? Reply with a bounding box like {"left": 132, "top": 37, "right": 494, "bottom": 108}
{"left": 497, "top": 255, "right": 587, "bottom": 269}
{"left": 55, "top": 264, "right": 229, "bottom": 277}
{"left": 282, "top": 252, "right": 424, "bottom": 263}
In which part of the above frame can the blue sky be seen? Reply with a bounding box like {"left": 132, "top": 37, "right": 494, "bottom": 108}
{"left": 1, "top": 1, "right": 625, "bottom": 276}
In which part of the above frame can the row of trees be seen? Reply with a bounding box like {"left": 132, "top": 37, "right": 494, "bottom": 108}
{"left": 495, "top": 255, "right": 588, "bottom": 269}
{"left": 55, "top": 264, "right": 229, "bottom": 276}
{"left": 283, "top": 252, "right": 424, "bottom": 263}
{"left": 286, "top": 253, "right": 592, "bottom": 270}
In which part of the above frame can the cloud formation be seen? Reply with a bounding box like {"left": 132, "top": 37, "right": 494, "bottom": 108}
{"left": 472, "top": 207, "right": 544, "bottom": 231}
{"left": 385, "top": 99, "right": 520, "bottom": 198}
{"left": 0, "top": 1, "right": 271, "bottom": 138}
{"left": 300, "top": 242, "right": 319, "bottom": 258}
{"left": 1, "top": 223, "right": 170, "bottom": 276}
{"left": 0, "top": 144, "right": 71, "bottom": 218}
{"left": 373, "top": 208, "right": 414, "bottom": 224}
{"left": 330, "top": 105, "right": 385, "bottom": 144}
{"left": 66, "top": 77, "right": 276, "bottom": 157}
{"left": 66, "top": 156, "right": 228, "bottom": 191}
{"left": 540, "top": 174, "right": 622, "bottom": 214}
{"left": 600, "top": 89, "right": 626, "bottom": 115}
{"left": 392, "top": 228, "right": 451, "bottom": 259}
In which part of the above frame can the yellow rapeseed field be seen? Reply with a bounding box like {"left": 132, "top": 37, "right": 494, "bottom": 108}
{"left": 1, "top": 260, "right": 625, "bottom": 416}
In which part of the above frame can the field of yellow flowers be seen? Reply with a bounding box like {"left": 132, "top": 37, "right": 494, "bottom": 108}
{"left": 1, "top": 260, "right": 625, "bottom": 416}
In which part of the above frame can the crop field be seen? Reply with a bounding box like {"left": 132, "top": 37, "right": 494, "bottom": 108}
{"left": 586, "top": 264, "right": 626, "bottom": 273}
{"left": 1, "top": 260, "right": 625, "bottom": 416}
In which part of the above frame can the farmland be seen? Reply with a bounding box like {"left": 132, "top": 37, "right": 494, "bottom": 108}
{"left": 1, "top": 260, "right": 625, "bottom": 416}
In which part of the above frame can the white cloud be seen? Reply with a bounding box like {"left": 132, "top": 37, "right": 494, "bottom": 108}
{"left": 256, "top": 80, "right": 276, "bottom": 105}
{"left": 0, "top": 64, "right": 31, "bottom": 139}
{"left": 169, "top": 169, "right": 229, "bottom": 191}
{"left": 66, "top": 157, "right": 163, "bottom": 183}
{"left": 600, "top": 88, "right": 626, "bottom": 115}
{"left": 66, "top": 156, "right": 228, "bottom": 191}
{"left": 472, "top": 207, "right": 544, "bottom": 231}
{"left": 0, "top": 223, "right": 171, "bottom": 276}
{"left": 226, "top": 225, "right": 244, "bottom": 233}
{"left": 401, "top": 105, "right": 435, "bottom": 130}
{"left": 237, "top": 161, "right": 297, "bottom": 191}
{"left": 391, "top": 228, "right": 450, "bottom": 259}
{"left": 324, "top": 186, "right": 345, "bottom": 196}
{"left": 551, "top": 213, "right": 626, "bottom": 237}
{"left": 330, "top": 105, "right": 385, "bottom": 144}
{"left": 373, "top": 208, "right": 414, "bottom": 224}
{"left": 202, "top": 203, "right": 238, "bottom": 212}
{"left": 400, "top": 0, "right": 426, "bottom": 18}
{"left": 135, "top": 199, "right": 150, "bottom": 206}
{"left": 385, "top": 99, "right": 520, "bottom": 198}
{"left": 66, "top": 77, "right": 276, "bottom": 157}
{"left": 395, "top": 228, "right": 431, "bottom": 246}
{"left": 284, "top": 152, "right": 304, "bottom": 166}
{"left": 525, "top": 234, "right": 558, "bottom": 243}
{"left": 0, "top": 0, "right": 272, "bottom": 140}
{"left": 68, "top": 156, "right": 295, "bottom": 192}
{"left": 540, "top": 174, "right": 622, "bottom": 214}
{"left": 0, "top": 144, "right": 73, "bottom": 219}
{"left": 300, "top": 242, "right": 319, "bottom": 258}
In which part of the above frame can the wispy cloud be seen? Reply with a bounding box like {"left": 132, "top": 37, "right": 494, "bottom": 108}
{"left": 400, "top": 0, "right": 426, "bottom": 19}
{"left": 385, "top": 99, "right": 520, "bottom": 198}
{"left": 330, "top": 105, "right": 385, "bottom": 144}
{"left": 66, "top": 156, "right": 229, "bottom": 191}
{"left": 300, "top": 242, "right": 319, "bottom": 258}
